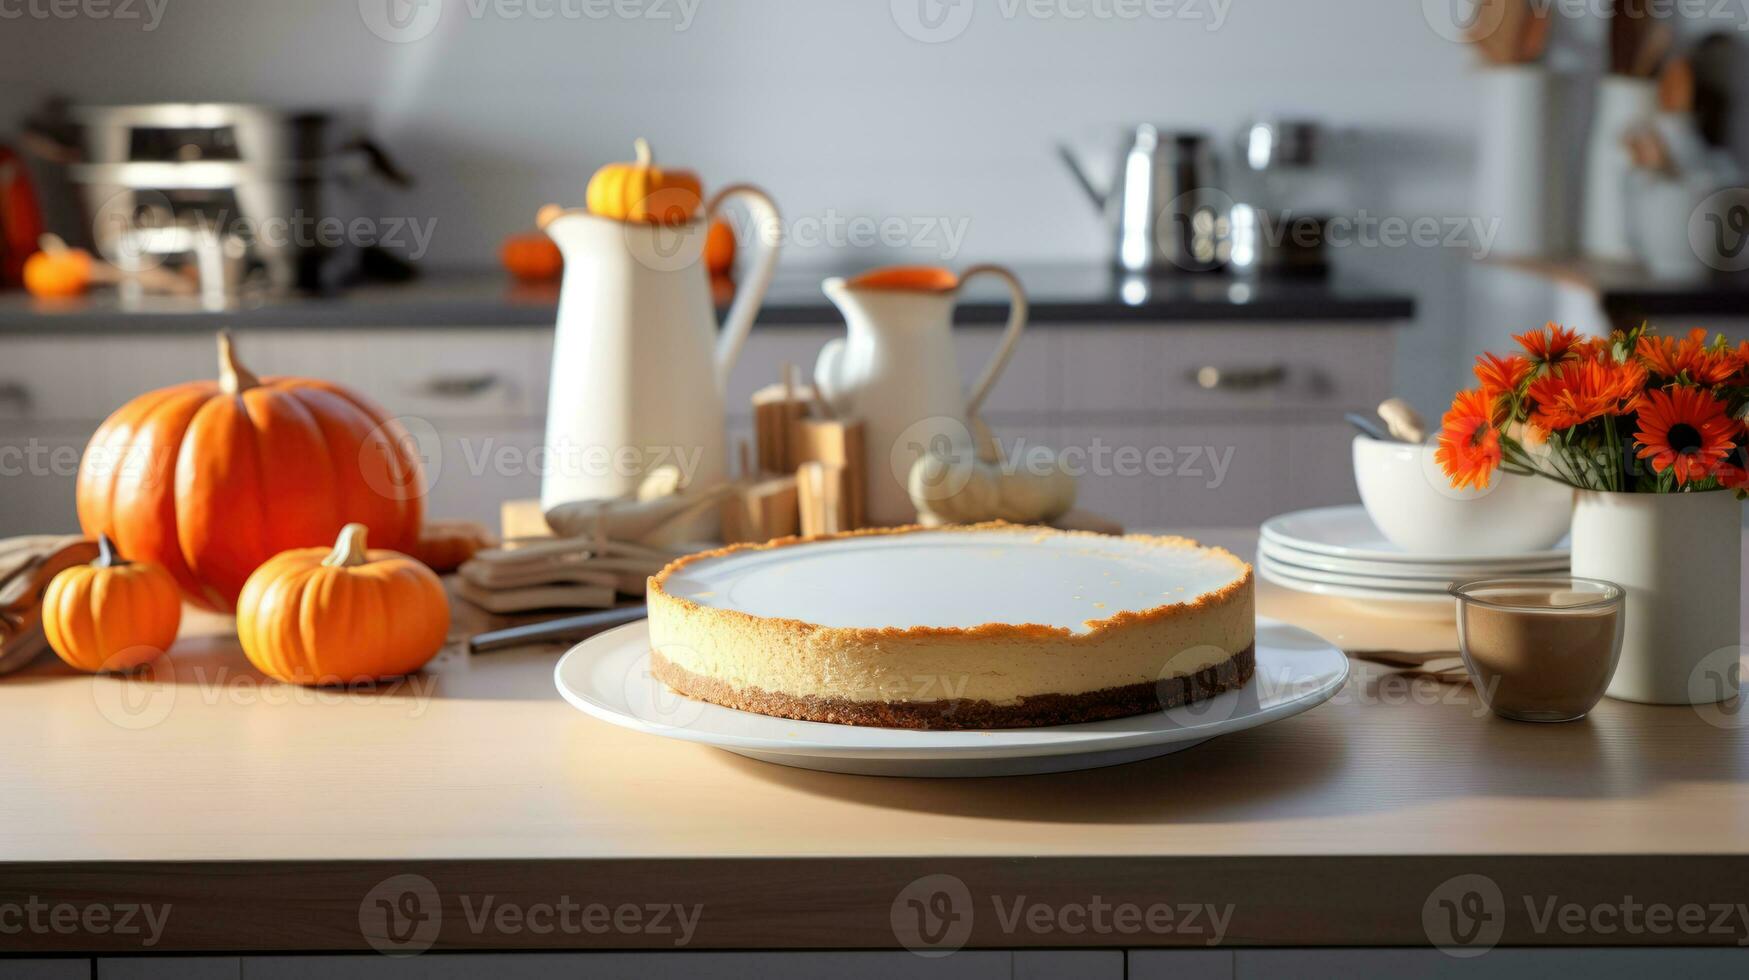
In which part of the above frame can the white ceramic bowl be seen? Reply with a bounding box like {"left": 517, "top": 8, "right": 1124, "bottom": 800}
{"left": 1351, "top": 436, "right": 1573, "bottom": 556}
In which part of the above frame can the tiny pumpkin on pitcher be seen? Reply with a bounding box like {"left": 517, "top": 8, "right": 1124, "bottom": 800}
{"left": 585, "top": 138, "right": 702, "bottom": 226}
{"left": 43, "top": 535, "right": 182, "bottom": 673}
{"left": 237, "top": 523, "right": 450, "bottom": 685}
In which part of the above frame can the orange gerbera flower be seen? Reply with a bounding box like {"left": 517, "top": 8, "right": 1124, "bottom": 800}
{"left": 1636, "top": 328, "right": 1735, "bottom": 386}
{"left": 1731, "top": 341, "right": 1749, "bottom": 386}
{"left": 1715, "top": 461, "right": 1749, "bottom": 491}
{"left": 1633, "top": 386, "right": 1739, "bottom": 485}
{"left": 1474, "top": 352, "right": 1532, "bottom": 400}
{"left": 1525, "top": 358, "right": 1647, "bottom": 431}
{"left": 1436, "top": 389, "right": 1502, "bottom": 490}
{"left": 1514, "top": 323, "right": 1583, "bottom": 368}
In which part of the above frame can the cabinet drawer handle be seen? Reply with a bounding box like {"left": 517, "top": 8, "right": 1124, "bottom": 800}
{"left": 415, "top": 374, "right": 505, "bottom": 399}
{"left": 1189, "top": 365, "right": 1288, "bottom": 392}
{"left": 0, "top": 381, "right": 33, "bottom": 414}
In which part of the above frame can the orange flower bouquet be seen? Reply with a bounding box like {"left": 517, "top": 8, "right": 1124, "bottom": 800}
{"left": 1437, "top": 323, "right": 1749, "bottom": 495}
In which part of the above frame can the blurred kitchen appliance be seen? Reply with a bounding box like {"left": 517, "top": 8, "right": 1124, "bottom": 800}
{"left": 1060, "top": 125, "right": 1227, "bottom": 274}
{"left": 29, "top": 103, "right": 410, "bottom": 293}
{"left": 1227, "top": 119, "right": 1330, "bottom": 277}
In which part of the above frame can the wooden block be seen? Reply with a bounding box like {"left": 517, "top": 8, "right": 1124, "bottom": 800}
{"left": 751, "top": 382, "right": 815, "bottom": 474}
{"left": 797, "top": 462, "right": 853, "bottom": 537}
{"left": 720, "top": 475, "right": 800, "bottom": 544}
{"left": 792, "top": 419, "right": 867, "bottom": 529}
{"left": 500, "top": 498, "right": 553, "bottom": 541}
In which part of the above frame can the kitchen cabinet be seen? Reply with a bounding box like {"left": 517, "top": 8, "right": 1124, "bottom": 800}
{"left": 77, "top": 948, "right": 1749, "bottom": 976}
{"left": 97, "top": 958, "right": 241, "bottom": 980}
{"left": 0, "top": 962, "right": 91, "bottom": 980}
{"left": 0, "top": 321, "right": 1393, "bottom": 536}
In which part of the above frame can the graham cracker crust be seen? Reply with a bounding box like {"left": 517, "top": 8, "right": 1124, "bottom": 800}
{"left": 648, "top": 644, "right": 1256, "bottom": 731}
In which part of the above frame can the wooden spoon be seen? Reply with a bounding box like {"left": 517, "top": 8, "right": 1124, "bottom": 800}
{"left": 1516, "top": 6, "right": 1551, "bottom": 64}
{"left": 1633, "top": 21, "right": 1674, "bottom": 79}
{"left": 1659, "top": 55, "right": 1695, "bottom": 113}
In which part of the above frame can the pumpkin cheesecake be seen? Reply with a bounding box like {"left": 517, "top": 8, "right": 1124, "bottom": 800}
{"left": 645, "top": 524, "right": 1255, "bottom": 730}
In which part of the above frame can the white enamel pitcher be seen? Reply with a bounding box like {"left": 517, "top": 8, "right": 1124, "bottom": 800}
{"left": 539, "top": 186, "right": 781, "bottom": 527}
{"left": 815, "top": 265, "right": 1028, "bottom": 525}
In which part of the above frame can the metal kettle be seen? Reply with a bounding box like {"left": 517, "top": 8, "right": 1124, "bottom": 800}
{"left": 1059, "top": 125, "right": 1227, "bottom": 273}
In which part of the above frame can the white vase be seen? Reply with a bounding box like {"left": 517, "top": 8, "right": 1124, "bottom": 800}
{"left": 1571, "top": 490, "right": 1742, "bottom": 705}
{"left": 1580, "top": 76, "right": 1658, "bottom": 261}
{"left": 1474, "top": 66, "right": 1561, "bottom": 259}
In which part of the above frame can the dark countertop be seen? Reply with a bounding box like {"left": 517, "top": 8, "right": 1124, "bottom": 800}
{"left": 0, "top": 264, "right": 1414, "bottom": 333}
{"left": 1486, "top": 257, "right": 1749, "bottom": 328}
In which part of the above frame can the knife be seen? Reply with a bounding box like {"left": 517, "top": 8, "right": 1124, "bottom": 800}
{"left": 467, "top": 605, "right": 648, "bottom": 653}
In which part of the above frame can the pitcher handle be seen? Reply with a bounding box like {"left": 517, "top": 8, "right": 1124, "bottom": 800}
{"left": 706, "top": 184, "right": 782, "bottom": 391}
{"left": 957, "top": 263, "right": 1029, "bottom": 419}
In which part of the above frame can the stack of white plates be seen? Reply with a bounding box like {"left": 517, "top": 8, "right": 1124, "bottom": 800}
{"left": 1259, "top": 505, "right": 1569, "bottom": 619}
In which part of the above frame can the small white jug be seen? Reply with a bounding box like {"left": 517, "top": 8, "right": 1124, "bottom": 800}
{"left": 815, "top": 265, "right": 1028, "bottom": 525}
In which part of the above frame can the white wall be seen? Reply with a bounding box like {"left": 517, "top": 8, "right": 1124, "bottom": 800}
{"left": 2, "top": 0, "right": 1480, "bottom": 270}
{"left": 6, "top": 0, "right": 1743, "bottom": 417}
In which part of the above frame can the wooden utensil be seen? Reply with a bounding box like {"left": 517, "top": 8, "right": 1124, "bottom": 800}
{"left": 1492, "top": 0, "right": 1530, "bottom": 66}
{"left": 0, "top": 535, "right": 99, "bottom": 675}
{"left": 1377, "top": 398, "right": 1428, "bottom": 444}
{"left": 1516, "top": 6, "right": 1551, "bottom": 64}
{"left": 1660, "top": 56, "right": 1695, "bottom": 113}
{"left": 1632, "top": 20, "right": 1674, "bottom": 79}
{"left": 1623, "top": 127, "right": 1676, "bottom": 176}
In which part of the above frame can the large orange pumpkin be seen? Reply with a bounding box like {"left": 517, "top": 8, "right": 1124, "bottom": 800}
{"left": 75, "top": 332, "right": 424, "bottom": 612}
{"left": 237, "top": 523, "right": 450, "bottom": 685}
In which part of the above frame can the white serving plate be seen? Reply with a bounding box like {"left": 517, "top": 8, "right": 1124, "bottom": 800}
{"left": 1262, "top": 505, "right": 1569, "bottom": 566}
{"left": 1257, "top": 557, "right": 1456, "bottom": 621}
{"left": 1257, "top": 551, "right": 1568, "bottom": 593}
{"left": 554, "top": 619, "right": 1348, "bottom": 778}
{"left": 1258, "top": 538, "right": 1568, "bottom": 579}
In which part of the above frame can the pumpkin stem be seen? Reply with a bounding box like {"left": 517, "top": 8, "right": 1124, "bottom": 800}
{"left": 217, "top": 330, "right": 260, "bottom": 395}
{"left": 634, "top": 137, "right": 653, "bottom": 167}
{"left": 322, "top": 523, "right": 371, "bottom": 568}
{"left": 95, "top": 534, "right": 128, "bottom": 568}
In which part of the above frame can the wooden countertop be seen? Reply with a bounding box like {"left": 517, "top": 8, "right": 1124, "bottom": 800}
{"left": 2, "top": 530, "right": 1746, "bottom": 954}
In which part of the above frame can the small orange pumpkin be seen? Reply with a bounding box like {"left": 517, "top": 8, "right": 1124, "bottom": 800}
{"left": 585, "top": 138, "right": 702, "bottom": 226}
{"left": 500, "top": 232, "right": 562, "bottom": 282}
{"left": 704, "top": 219, "right": 736, "bottom": 277}
{"left": 23, "top": 241, "right": 93, "bottom": 299}
{"left": 409, "top": 519, "right": 496, "bottom": 573}
{"left": 238, "top": 523, "right": 450, "bottom": 685}
{"left": 42, "top": 535, "right": 182, "bottom": 673}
